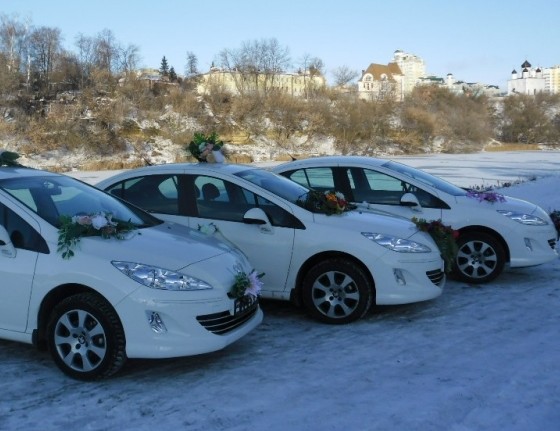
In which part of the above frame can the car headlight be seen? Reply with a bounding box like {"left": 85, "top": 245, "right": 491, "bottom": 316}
{"left": 112, "top": 261, "right": 213, "bottom": 291}
{"left": 497, "top": 210, "right": 548, "bottom": 226}
{"left": 362, "top": 233, "right": 432, "bottom": 253}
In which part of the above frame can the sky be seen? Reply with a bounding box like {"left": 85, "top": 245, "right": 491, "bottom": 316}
{"left": 2, "top": 0, "right": 560, "bottom": 89}
{"left": 1, "top": 152, "right": 559, "bottom": 431}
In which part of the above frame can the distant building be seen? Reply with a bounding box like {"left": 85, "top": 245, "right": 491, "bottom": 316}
{"left": 358, "top": 62, "right": 404, "bottom": 101}
{"left": 507, "top": 60, "right": 546, "bottom": 95}
{"left": 443, "top": 73, "right": 501, "bottom": 97}
{"left": 543, "top": 65, "right": 560, "bottom": 94}
{"left": 358, "top": 50, "right": 425, "bottom": 101}
{"left": 392, "top": 50, "right": 426, "bottom": 94}
{"left": 196, "top": 67, "right": 326, "bottom": 97}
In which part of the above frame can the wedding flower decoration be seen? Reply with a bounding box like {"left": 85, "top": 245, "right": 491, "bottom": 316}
{"left": 57, "top": 212, "right": 136, "bottom": 259}
{"left": 196, "top": 222, "right": 240, "bottom": 250}
{"left": 187, "top": 132, "right": 225, "bottom": 163}
{"left": 229, "top": 270, "right": 265, "bottom": 300}
{"left": 466, "top": 190, "right": 506, "bottom": 203}
{"left": 412, "top": 217, "right": 459, "bottom": 273}
{"left": 297, "top": 190, "right": 355, "bottom": 215}
{"left": 0, "top": 149, "right": 23, "bottom": 167}
{"left": 198, "top": 222, "right": 220, "bottom": 236}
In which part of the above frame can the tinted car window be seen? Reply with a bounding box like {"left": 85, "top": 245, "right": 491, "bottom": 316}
{"left": 0, "top": 202, "right": 48, "bottom": 253}
{"left": 1, "top": 175, "right": 157, "bottom": 228}
{"left": 104, "top": 175, "right": 180, "bottom": 215}
{"left": 193, "top": 175, "right": 299, "bottom": 228}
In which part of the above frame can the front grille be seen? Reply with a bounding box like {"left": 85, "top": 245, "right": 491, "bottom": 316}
{"left": 548, "top": 238, "right": 557, "bottom": 250}
{"left": 426, "top": 269, "right": 445, "bottom": 286}
{"left": 196, "top": 302, "right": 259, "bottom": 335}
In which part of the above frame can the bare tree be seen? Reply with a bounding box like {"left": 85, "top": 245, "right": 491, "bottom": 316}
{"left": 0, "top": 14, "right": 27, "bottom": 73}
{"left": 218, "top": 38, "right": 291, "bottom": 96}
{"left": 260, "top": 38, "right": 291, "bottom": 92}
{"left": 298, "top": 53, "right": 324, "bottom": 99}
{"left": 94, "top": 28, "right": 119, "bottom": 73}
{"left": 54, "top": 49, "right": 81, "bottom": 90}
{"left": 185, "top": 51, "right": 198, "bottom": 76}
{"left": 29, "top": 26, "right": 62, "bottom": 93}
{"left": 332, "top": 65, "right": 359, "bottom": 88}
{"left": 118, "top": 43, "right": 140, "bottom": 76}
{"left": 75, "top": 33, "right": 95, "bottom": 87}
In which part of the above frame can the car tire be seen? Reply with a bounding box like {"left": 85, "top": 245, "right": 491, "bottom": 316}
{"left": 46, "top": 292, "right": 127, "bottom": 380}
{"left": 302, "top": 258, "right": 373, "bottom": 324}
{"left": 453, "top": 232, "right": 506, "bottom": 284}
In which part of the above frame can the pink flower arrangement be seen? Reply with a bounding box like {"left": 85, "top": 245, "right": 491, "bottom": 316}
{"left": 229, "top": 270, "right": 265, "bottom": 299}
{"left": 466, "top": 190, "right": 506, "bottom": 203}
{"left": 57, "top": 212, "right": 136, "bottom": 259}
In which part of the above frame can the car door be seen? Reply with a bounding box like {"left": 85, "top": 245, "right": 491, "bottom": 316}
{"left": 186, "top": 175, "right": 297, "bottom": 296}
{"left": 0, "top": 201, "right": 43, "bottom": 332}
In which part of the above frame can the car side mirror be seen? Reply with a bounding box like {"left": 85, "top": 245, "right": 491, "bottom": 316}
{"left": 400, "top": 193, "right": 421, "bottom": 208}
{"left": 0, "top": 225, "right": 17, "bottom": 258}
{"left": 243, "top": 208, "right": 269, "bottom": 225}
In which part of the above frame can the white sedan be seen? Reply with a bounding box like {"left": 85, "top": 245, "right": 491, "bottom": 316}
{"left": 97, "top": 163, "right": 446, "bottom": 324}
{"left": 271, "top": 155, "right": 558, "bottom": 283}
{"left": 0, "top": 166, "right": 262, "bottom": 380}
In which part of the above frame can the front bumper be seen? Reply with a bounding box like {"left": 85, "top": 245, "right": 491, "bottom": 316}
{"left": 508, "top": 230, "right": 558, "bottom": 268}
{"left": 369, "top": 255, "right": 445, "bottom": 305}
{"left": 116, "top": 289, "right": 262, "bottom": 359}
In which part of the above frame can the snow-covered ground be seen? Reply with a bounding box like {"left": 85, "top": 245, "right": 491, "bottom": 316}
{"left": 1, "top": 151, "right": 559, "bottom": 431}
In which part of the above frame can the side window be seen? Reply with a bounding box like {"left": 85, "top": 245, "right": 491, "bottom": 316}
{"left": 301, "top": 168, "right": 335, "bottom": 192}
{"left": 105, "top": 175, "right": 179, "bottom": 215}
{"left": 351, "top": 168, "right": 408, "bottom": 205}
{"left": 5, "top": 188, "right": 36, "bottom": 211}
{"left": 0, "top": 203, "right": 49, "bottom": 253}
{"left": 363, "top": 169, "right": 404, "bottom": 191}
{"left": 352, "top": 168, "right": 442, "bottom": 208}
{"left": 194, "top": 176, "right": 245, "bottom": 221}
{"left": 287, "top": 170, "right": 311, "bottom": 188}
{"left": 194, "top": 175, "right": 297, "bottom": 227}
{"left": 253, "top": 194, "right": 295, "bottom": 227}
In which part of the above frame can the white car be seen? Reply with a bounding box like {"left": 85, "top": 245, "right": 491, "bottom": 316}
{"left": 0, "top": 166, "right": 262, "bottom": 380}
{"left": 96, "top": 163, "right": 446, "bottom": 325}
{"left": 271, "top": 155, "right": 558, "bottom": 283}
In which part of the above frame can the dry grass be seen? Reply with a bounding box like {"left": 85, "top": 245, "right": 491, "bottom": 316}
{"left": 80, "top": 160, "right": 147, "bottom": 171}
{"left": 485, "top": 143, "right": 541, "bottom": 152}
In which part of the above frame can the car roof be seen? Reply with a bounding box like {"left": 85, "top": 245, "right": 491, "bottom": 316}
{"left": 272, "top": 155, "right": 389, "bottom": 171}
{"left": 0, "top": 166, "right": 61, "bottom": 180}
{"left": 106, "top": 162, "right": 258, "bottom": 176}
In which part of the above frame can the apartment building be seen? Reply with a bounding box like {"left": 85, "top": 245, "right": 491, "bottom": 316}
{"left": 543, "top": 65, "right": 560, "bottom": 94}
{"left": 393, "top": 50, "right": 426, "bottom": 94}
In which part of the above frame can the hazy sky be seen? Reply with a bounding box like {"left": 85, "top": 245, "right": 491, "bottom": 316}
{"left": 2, "top": 0, "right": 559, "bottom": 89}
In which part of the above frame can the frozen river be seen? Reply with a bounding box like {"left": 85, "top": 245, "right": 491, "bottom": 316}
{"left": 67, "top": 150, "right": 560, "bottom": 188}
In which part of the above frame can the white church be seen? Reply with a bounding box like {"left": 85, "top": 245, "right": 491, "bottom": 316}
{"left": 507, "top": 60, "right": 545, "bottom": 95}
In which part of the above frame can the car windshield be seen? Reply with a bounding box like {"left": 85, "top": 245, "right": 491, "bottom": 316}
{"left": 235, "top": 167, "right": 311, "bottom": 204}
{"left": 0, "top": 174, "right": 160, "bottom": 228}
{"left": 383, "top": 160, "right": 467, "bottom": 196}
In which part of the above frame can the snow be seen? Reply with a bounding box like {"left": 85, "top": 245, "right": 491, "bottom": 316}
{"left": 1, "top": 151, "right": 560, "bottom": 431}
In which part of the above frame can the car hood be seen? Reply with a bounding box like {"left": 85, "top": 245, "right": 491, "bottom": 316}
{"left": 55, "top": 221, "right": 247, "bottom": 271}
{"left": 351, "top": 203, "right": 411, "bottom": 220}
{"left": 312, "top": 209, "right": 419, "bottom": 239}
{"left": 455, "top": 194, "right": 539, "bottom": 213}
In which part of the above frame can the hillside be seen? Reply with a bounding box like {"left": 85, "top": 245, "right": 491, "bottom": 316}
{"left": 1, "top": 82, "right": 559, "bottom": 172}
